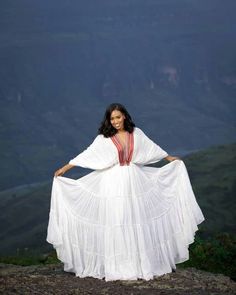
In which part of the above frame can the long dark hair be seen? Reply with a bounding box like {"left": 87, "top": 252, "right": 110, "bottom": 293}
{"left": 98, "top": 103, "right": 135, "bottom": 137}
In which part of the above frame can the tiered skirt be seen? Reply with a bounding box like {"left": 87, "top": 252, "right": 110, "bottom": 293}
{"left": 46, "top": 159, "right": 205, "bottom": 281}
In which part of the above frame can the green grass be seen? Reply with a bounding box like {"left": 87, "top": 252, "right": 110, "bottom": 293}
{"left": 0, "top": 248, "right": 60, "bottom": 266}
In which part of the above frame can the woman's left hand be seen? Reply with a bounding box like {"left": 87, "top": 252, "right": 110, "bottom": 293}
{"left": 54, "top": 167, "right": 66, "bottom": 177}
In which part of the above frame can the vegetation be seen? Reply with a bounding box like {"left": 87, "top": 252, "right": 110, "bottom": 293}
{"left": 180, "top": 231, "right": 236, "bottom": 281}
{"left": 0, "top": 248, "right": 59, "bottom": 266}
{"left": 154, "top": 142, "right": 236, "bottom": 235}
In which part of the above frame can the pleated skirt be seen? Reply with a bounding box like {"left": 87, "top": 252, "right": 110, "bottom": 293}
{"left": 46, "top": 159, "right": 205, "bottom": 281}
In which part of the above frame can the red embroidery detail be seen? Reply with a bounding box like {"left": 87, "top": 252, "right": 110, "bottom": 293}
{"left": 111, "top": 135, "right": 123, "bottom": 165}
{"left": 127, "top": 131, "right": 134, "bottom": 164}
{"left": 111, "top": 131, "right": 134, "bottom": 166}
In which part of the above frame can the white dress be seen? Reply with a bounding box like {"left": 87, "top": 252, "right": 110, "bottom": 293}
{"left": 46, "top": 127, "right": 205, "bottom": 281}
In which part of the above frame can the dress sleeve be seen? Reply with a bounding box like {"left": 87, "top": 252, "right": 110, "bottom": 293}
{"left": 133, "top": 127, "right": 169, "bottom": 165}
{"left": 69, "top": 135, "right": 118, "bottom": 170}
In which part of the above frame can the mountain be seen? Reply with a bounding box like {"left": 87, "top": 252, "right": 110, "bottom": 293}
{"left": 0, "top": 142, "right": 235, "bottom": 255}
{"left": 0, "top": 0, "right": 236, "bottom": 190}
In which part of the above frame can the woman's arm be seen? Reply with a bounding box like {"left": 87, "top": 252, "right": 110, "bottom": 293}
{"left": 164, "top": 155, "right": 181, "bottom": 162}
{"left": 54, "top": 163, "right": 75, "bottom": 177}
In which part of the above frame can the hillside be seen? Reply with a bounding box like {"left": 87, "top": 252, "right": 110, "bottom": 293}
{"left": 0, "top": 142, "right": 235, "bottom": 256}
{"left": 154, "top": 142, "right": 236, "bottom": 235}
{"left": 180, "top": 143, "right": 236, "bottom": 235}
{"left": 0, "top": 0, "right": 236, "bottom": 190}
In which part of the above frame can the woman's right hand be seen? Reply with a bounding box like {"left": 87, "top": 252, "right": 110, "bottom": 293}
{"left": 54, "top": 167, "right": 66, "bottom": 177}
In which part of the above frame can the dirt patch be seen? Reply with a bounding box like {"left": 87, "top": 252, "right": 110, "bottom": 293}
{"left": 0, "top": 263, "right": 235, "bottom": 295}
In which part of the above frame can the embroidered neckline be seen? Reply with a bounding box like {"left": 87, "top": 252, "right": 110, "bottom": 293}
{"left": 111, "top": 131, "right": 134, "bottom": 166}
{"left": 115, "top": 131, "right": 128, "bottom": 147}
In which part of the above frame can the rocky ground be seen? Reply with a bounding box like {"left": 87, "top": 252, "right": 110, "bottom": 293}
{"left": 0, "top": 263, "right": 235, "bottom": 295}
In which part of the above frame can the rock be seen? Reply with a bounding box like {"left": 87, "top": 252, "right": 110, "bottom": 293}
{"left": 0, "top": 263, "right": 235, "bottom": 295}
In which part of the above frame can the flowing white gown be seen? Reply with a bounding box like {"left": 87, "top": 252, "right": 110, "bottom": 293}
{"left": 46, "top": 127, "right": 205, "bottom": 281}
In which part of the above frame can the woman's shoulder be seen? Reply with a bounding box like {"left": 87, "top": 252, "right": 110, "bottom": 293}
{"left": 88, "top": 134, "right": 112, "bottom": 150}
{"left": 94, "top": 133, "right": 112, "bottom": 143}
{"left": 89, "top": 134, "right": 106, "bottom": 145}
{"left": 133, "top": 127, "right": 152, "bottom": 139}
{"left": 133, "top": 126, "right": 144, "bottom": 134}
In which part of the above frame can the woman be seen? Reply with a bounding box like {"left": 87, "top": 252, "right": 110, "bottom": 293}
{"left": 46, "top": 103, "right": 205, "bottom": 282}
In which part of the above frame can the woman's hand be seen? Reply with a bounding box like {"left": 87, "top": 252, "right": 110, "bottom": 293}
{"left": 54, "top": 167, "right": 66, "bottom": 177}
{"left": 165, "top": 155, "right": 181, "bottom": 162}
{"left": 54, "top": 163, "right": 75, "bottom": 177}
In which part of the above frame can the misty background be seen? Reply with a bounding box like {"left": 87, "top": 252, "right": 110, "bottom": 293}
{"left": 0, "top": 0, "right": 235, "bottom": 255}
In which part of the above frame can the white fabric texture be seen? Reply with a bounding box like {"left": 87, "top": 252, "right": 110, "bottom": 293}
{"left": 46, "top": 127, "right": 205, "bottom": 281}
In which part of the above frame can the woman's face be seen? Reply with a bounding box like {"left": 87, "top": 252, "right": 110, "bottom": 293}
{"left": 110, "top": 109, "right": 126, "bottom": 131}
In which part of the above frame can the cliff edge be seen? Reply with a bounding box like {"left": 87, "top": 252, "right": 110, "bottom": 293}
{"left": 0, "top": 263, "right": 235, "bottom": 295}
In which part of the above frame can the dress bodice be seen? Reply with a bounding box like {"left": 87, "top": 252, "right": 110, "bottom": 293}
{"left": 69, "top": 127, "right": 168, "bottom": 170}
{"left": 111, "top": 131, "right": 134, "bottom": 166}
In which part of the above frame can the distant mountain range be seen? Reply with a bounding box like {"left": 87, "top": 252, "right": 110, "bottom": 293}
{"left": 0, "top": 0, "right": 236, "bottom": 190}
{"left": 0, "top": 142, "right": 235, "bottom": 255}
